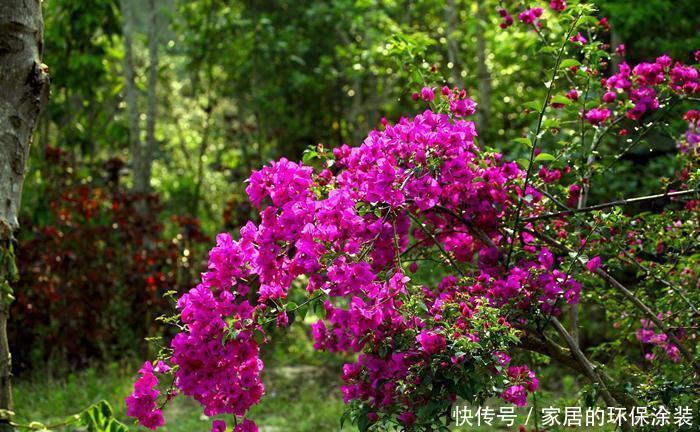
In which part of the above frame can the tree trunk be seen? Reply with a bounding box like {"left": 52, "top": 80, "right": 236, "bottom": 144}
{"left": 474, "top": 0, "right": 492, "bottom": 139}
{"left": 143, "top": 0, "right": 160, "bottom": 195}
{"left": 444, "top": 0, "right": 463, "bottom": 87}
{"left": 120, "top": 0, "right": 144, "bottom": 193}
{"left": 0, "top": 0, "right": 51, "bottom": 424}
{"left": 611, "top": 28, "right": 622, "bottom": 72}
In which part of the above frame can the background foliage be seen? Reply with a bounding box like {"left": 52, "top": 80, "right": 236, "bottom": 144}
{"left": 10, "top": 0, "right": 699, "bottom": 430}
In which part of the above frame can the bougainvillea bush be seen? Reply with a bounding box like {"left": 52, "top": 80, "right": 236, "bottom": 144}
{"left": 127, "top": 1, "right": 698, "bottom": 431}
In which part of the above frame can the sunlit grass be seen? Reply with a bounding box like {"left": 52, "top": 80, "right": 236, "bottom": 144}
{"left": 13, "top": 361, "right": 352, "bottom": 432}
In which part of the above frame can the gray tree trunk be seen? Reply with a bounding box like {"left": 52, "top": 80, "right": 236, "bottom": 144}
{"left": 444, "top": 0, "right": 463, "bottom": 87}
{"left": 0, "top": 0, "right": 50, "bottom": 421}
{"left": 143, "top": 0, "right": 160, "bottom": 195}
{"left": 611, "top": 29, "right": 622, "bottom": 72}
{"left": 120, "top": 0, "right": 145, "bottom": 193}
{"left": 475, "top": 0, "right": 492, "bottom": 139}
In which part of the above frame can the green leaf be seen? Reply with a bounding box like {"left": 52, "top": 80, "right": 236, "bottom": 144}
{"left": 314, "top": 300, "right": 326, "bottom": 319}
{"left": 357, "top": 409, "right": 371, "bottom": 432}
{"left": 253, "top": 329, "right": 266, "bottom": 345}
{"left": 302, "top": 149, "right": 318, "bottom": 164}
{"left": 417, "top": 300, "right": 429, "bottom": 313}
{"left": 542, "top": 117, "right": 561, "bottom": 129}
{"left": 535, "top": 152, "right": 556, "bottom": 162}
{"left": 517, "top": 158, "right": 531, "bottom": 170}
{"left": 523, "top": 101, "right": 540, "bottom": 111}
{"left": 513, "top": 137, "right": 533, "bottom": 147}
{"left": 559, "top": 58, "right": 581, "bottom": 68}
{"left": 340, "top": 411, "right": 350, "bottom": 430}
{"left": 551, "top": 95, "right": 571, "bottom": 106}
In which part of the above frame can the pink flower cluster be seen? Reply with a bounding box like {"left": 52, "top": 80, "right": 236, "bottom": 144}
{"left": 585, "top": 108, "right": 611, "bottom": 126}
{"left": 125, "top": 362, "right": 164, "bottom": 430}
{"left": 471, "top": 247, "right": 582, "bottom": 315}
{"left": 172, "top": 281, "right": 264, "bottom": 418}
{"left": 549, "top": 0, "right": 567, "bottom": 12}
{"left": 433, "top": 86, "right": 478, "bottom": 117}
{"left": 501, "top": 365, "right": 540, "bottom": 406}
{"left": 635, "top": 314, "right": 682, "bottom": 363}
{"left": 597, "top": 55, "right": 699, "bottom": 122}
{"left": 678, "top": 109, "right": 700, "bottom": 155}
{"left": 498, "top": 8, "right": 514, "bottom": 29}
{"left": 518, "top": 7, "right": 544, "bottom": 28}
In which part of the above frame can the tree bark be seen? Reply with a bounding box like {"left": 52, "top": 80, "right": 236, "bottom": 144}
{"left": 143, "top": 0, "right": 160, "bottom": 195}
{"left": 519, "top": 331, "right": 638, "bottom": 409}
{"left": 551, "top": 318, "right": 620, "bottom": 410}
{"left": 611, "top": 28, "right": 622, "bottom": 72}
{"left": 444, "top": 0, "right": 463, "bottom": 87}
{"left": 120, "top": 0, "right": 144, "bottom": 193}
{"left": 474, "top": 0, "right": 492, "bottom": 139}
{"left": 0, "top": 0, "right": 51, "bottom": 423}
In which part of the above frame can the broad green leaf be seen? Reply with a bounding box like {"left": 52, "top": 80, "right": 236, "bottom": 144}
{"left": 535, "top": 152, "right": 556, "bottom": 162}
{"left": 559, "top": 58, "right": 581, "bottom": 68}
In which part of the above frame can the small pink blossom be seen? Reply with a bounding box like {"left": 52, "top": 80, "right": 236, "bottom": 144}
{"left": 565, "top": 89, "right": 579, "bottom": 101}
{"left": 569, "top": 32, "right": 587, "bottom": 44}
{"left": 211, "top": 420, "right": 227, "bottom": 432}
{"left": 585, "top": 108, "right": 611, "bottom": 126}
{"left": 233, "top": 419, "right": 258, "bottom": 432}
{"left": 398, "top": 412, "right": 417, "bottom": 426}
{"left": 421, "top": 86, "right": 435, "bottom": 102}
{"left": 416, "top": 331, "right": 446, "bottom": 355}
{"left": 602, "top": 91, "right": 617, "bottom": 103}
{"left": 549, "top": 0, "right": 566, "bottom": 12}
{"left": 586, "top": 256, "right": 601, "bottom": 272}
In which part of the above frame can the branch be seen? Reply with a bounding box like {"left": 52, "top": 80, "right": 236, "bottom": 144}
{"left": 619, "top": 250, "right": 700, "bottom": 315}
{"left": 525, "top": 228, "right": 700, "bottom": 372}
{"left": 523, "top": 189, "right": 700, "bottom": 315}
{"left": 431, "top": 206, "right": 500, "bottom": 251}
{"left": 518, "top": 331, "right": 638, "bottom": 409}
{"left": 550, "top": 318, "right": 619, "bottom": 408}
{"left": 591, "top": 266, "right": 698, "bottom": 370}
{"left": 408, "top": 213, "right": 466, "bottom": 277}
{"left": 522, "top": 189, "right": 698, "bottom": 223}
{"left": 534, "top": 186, "right": 572, "bottom": 213}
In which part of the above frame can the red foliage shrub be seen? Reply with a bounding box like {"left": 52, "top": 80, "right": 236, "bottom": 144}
{"left": 9, "top": 147, "right": 209, "bottom": 371}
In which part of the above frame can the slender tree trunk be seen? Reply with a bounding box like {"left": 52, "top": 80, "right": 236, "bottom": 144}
{"left": 0, "top": 0, "right": 51, "bottom": 424}
{"left": 143, "top": 0, "right": 160, "bottom": 195}
{"left": 474, "top": 0, "right": 492, "bottom": 139}
{"left": 191, "top": 103, "right": 212, "bottom": 217}
{"left": 444, "top": 0, "right": 462, "bottom": 87}
{"left": 611, "top": 28, "right": 622, "bottom": 72}
{"left": 120, "top": 0, "right": 144, "bottom": 193}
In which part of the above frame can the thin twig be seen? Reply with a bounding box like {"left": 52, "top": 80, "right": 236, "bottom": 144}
{"left": 619, "top": 251, "right": 700, "bottom": 315}
{"left": 521, "top": 189, "right": 698, "bottom": 223}
{"left": 408, "top": 213, "right": 466, "bottom": 277}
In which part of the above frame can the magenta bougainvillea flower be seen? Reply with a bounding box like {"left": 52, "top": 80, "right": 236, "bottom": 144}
{"left": 585, "top": 107, "right": 611, "bottom": 125}
{"left": 125, "top": 362, "right": 164, "bottom": 430}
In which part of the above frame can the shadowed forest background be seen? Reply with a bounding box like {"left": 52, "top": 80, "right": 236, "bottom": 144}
{"left": 8, "top": 0, "right": 700, "bottom": 430}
